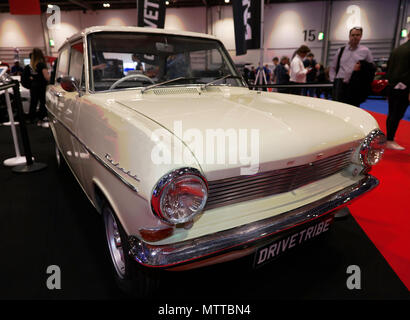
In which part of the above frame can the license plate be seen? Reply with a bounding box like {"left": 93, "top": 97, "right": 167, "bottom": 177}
{"left": 253, "top": 215, "right": 334, "bottom": 268}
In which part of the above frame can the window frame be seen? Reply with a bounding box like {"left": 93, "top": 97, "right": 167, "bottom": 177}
{"left": 56, "top": 45, "right": 70, "bottom": 81}
{"left": 68, "top": 40, "right": 85, "bottom": 92}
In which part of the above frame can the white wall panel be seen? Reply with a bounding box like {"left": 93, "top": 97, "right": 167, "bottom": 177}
{"left": 209, "top": 6, "right": 235, "bottom": 50}
{"left": 0, "top": 13, "right": 44, "bottom": 47}
{"left": 0, "top": 1, "right": 405, "bottom": 66}
{"left": 210, "top": 2, "right": 326, "bottom": 66}
{"left": 0, "top": 13, "right": 45, "bottom": 64}
{"left": 47, "top": 8, "right": 206, "bottom": 54}
{"left": 330, "top": 0, "right": 400, "bottom": 41}
{"left": 165, "top": 7, "right": 206, "bottom": 33}
{"left": 48, "top": 11, "right": 82, "bottom": 54}
{"left": 264, "top": 2, "right": 325, "bottom": 49}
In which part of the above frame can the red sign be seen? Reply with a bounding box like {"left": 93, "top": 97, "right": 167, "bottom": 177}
{"left": 8, "top": 0, "right": 41, "bottom": 15}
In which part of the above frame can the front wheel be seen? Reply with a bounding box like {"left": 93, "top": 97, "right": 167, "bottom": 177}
{"left": 102, "top": 202, "right": 161, "bottom": 297}
{"left": 55, "top": 143, "right": 67, "bottom": 171}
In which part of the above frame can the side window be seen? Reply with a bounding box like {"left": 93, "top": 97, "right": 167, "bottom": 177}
{"left": 57, "top": 47, "right": 69, "bottom": 79}
{"left": 69, "top": 42, "right": 84, "bottom": 89}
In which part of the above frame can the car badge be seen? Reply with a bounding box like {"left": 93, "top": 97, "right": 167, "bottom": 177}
{"left": 105, "top": 153, "right": 140, "bottom": 182}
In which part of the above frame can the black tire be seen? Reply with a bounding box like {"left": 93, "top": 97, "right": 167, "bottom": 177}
{"left": 102, "top": 202, "right": 161, "bottom": 297}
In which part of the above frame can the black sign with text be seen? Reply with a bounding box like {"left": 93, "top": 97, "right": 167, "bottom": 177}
{"left": 137, "top": 0, "right": 166, "bottom": 28}
{"left": 232, "top": 0, "right": 261, "bottom": 56}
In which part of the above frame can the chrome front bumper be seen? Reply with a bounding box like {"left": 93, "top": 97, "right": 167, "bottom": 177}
{"left": 129, "top": 175, "right": 378, "bottom": 269}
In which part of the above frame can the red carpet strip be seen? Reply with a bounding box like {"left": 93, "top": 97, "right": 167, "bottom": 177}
{"left": 350, "top": 110, "right": 410, "bottom": 290}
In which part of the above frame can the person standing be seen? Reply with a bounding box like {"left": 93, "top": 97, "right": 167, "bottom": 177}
{"left": 271, "top": 57, "right": 279, "bottom": 83}
{"left": 289, "top": 45, "right": 311, "bottom": 95}
{"left": 329, "top": 27, "right": 373, "bottom": 105}
{"left": 132, "top": 54, "right": 143, "bottom": 72}
{"left": 385, "top": 31, "right": 410, "bottom": 150}
{"left": 28, "top": 48, "right": 50, "bottom": 126}
{"left": 10, "top": 61, "right": 23, "bottom": 76}
{"left": 303, "top": 53, "right": 320, "bottom": 97}
{"left": 274, "top": 56, "right": 290, "bottom": 93}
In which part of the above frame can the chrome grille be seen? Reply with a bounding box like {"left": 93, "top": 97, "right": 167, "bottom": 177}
{"left": 206, "top": 150, "right": 353, "bottom": 209}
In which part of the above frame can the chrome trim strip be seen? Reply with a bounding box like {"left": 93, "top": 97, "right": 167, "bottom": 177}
{"left": 46, "top": 109, "right": 139, "bottom": 193}
{"left": 206, "top": 150, "right": 353, "bottom": 209}
{"left": 104, "top": 153, "right": 140, "bottom": 182}
{"left": 129, "top": 175, "right": 378, "bottom": 268}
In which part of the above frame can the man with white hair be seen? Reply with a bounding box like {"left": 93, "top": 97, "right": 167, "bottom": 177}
{"left": 385, "top": 30, "right": 410, "bottom": 150}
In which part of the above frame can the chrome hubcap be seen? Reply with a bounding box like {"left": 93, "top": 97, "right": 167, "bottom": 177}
{"left": 105, "top": 210, "right": 126, "bottom": 279}
{"left": 55, "top": 145, "right": 61, "bottom": 167}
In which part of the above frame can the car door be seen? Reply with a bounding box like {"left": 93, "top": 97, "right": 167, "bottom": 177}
{"left": 60, "top": 40, "right": 86, "bottom": 179}
{"left": 47, "top": 45, "right": 71, "bottom": 159}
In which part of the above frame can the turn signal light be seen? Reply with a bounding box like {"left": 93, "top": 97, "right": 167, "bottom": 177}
{"left": 140, "top": 227, "right": 174, "bottom": 242}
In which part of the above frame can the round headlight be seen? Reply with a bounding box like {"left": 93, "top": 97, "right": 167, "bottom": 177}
{"left": 151, "top": 168, "right": 208, "bottom": 224}
{"left": 359, "top": 129, "right": 386, "bottom": 167}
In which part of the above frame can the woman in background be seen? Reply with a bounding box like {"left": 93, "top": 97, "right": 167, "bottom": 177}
{"left": 289, "top": 45, "right": 311, "bottom": 95}
{"left": 28, "top": 48, "right": 50, "bottom": 126}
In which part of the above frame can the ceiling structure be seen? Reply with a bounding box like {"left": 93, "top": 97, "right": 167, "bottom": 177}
{"left": 0, "top": 0, "right": 324, "bottom": 13}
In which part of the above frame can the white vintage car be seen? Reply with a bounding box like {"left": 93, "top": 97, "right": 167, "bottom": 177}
{"left": 46, "top": 26, "right": 385, "bottom": 295}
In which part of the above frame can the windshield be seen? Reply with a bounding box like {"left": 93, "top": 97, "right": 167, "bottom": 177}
{"left": 87, "top": 32, "right": 245, "bottom": 92}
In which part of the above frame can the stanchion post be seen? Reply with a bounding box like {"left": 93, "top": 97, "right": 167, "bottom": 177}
{"left": 11, "top": 80, "right": 33, "bottom": 166}
{"left": 10, "top": 80, "right": 47, "bottom": 173}
{"left": 3, "top": 87, "right": 28, "bottom": 166}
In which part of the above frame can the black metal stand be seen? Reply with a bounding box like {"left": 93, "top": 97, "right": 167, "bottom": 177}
{"left": 7, "top": 80, "right": 48, "bottom": 173}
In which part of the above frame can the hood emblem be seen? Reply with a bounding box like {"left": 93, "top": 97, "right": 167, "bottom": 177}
{"left": 105, "top": 153, "right": 140, "bottom": 182}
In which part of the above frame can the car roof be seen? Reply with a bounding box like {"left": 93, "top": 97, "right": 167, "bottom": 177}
{"left": 60, "top": 26, "right": 218, "bottom": 51}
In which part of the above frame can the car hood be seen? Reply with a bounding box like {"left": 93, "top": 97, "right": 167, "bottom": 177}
{"left": 114, "top": 87, "right": 378, "bottom": 179}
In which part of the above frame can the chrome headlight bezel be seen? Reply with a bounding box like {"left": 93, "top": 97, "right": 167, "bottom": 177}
{"left": 151, "top": 168, "right": 208, "bottom": 225}
{"left": 359, "top": 129, "right": 386, "bottom": 167}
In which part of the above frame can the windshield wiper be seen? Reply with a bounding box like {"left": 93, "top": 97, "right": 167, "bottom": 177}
{"left": 202, "top": 75, "right": 243, "bottom": 89}
{"left": 141, "top": 77, "right": 198, "bottom": 93}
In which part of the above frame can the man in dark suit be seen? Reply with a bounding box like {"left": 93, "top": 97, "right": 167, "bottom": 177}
{"left": 385, "top": 31, "right": 410, "bottom": 150}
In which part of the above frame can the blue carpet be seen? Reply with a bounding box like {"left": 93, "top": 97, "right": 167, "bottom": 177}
{"left": 360, "top": 98, "right": 410, "bottom": 122}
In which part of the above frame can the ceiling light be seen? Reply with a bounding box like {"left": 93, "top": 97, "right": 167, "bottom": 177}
{"left": 103, "top": 3, "right": 110, "bottom": 8}
{"left": 224, "top": 0, "right": 230, "bottom": 3}
{"left": 47, "top": 4, "right": 53, "bottom": 8}
{"left": 165, "top": 1, "right": 170, "bottom": 5}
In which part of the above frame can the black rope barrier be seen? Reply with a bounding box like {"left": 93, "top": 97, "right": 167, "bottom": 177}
{"left": 248, "top": 82, "right": 335, "bottom": 89}
{"left": 248, "top": 81, "right": 344, "bottom": 102}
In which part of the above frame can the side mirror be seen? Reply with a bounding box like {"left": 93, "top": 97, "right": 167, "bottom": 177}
{"left": 60, "top": 76, "right": 79, "bottom": 93}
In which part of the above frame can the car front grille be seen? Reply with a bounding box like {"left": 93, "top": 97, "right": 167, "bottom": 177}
{"left": 205, "top": 150, "right": 353, "bottom": 210}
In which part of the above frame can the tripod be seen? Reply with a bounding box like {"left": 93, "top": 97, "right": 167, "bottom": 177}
{"left": 254, "top": 67, "right": 268, "bottom": 91}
